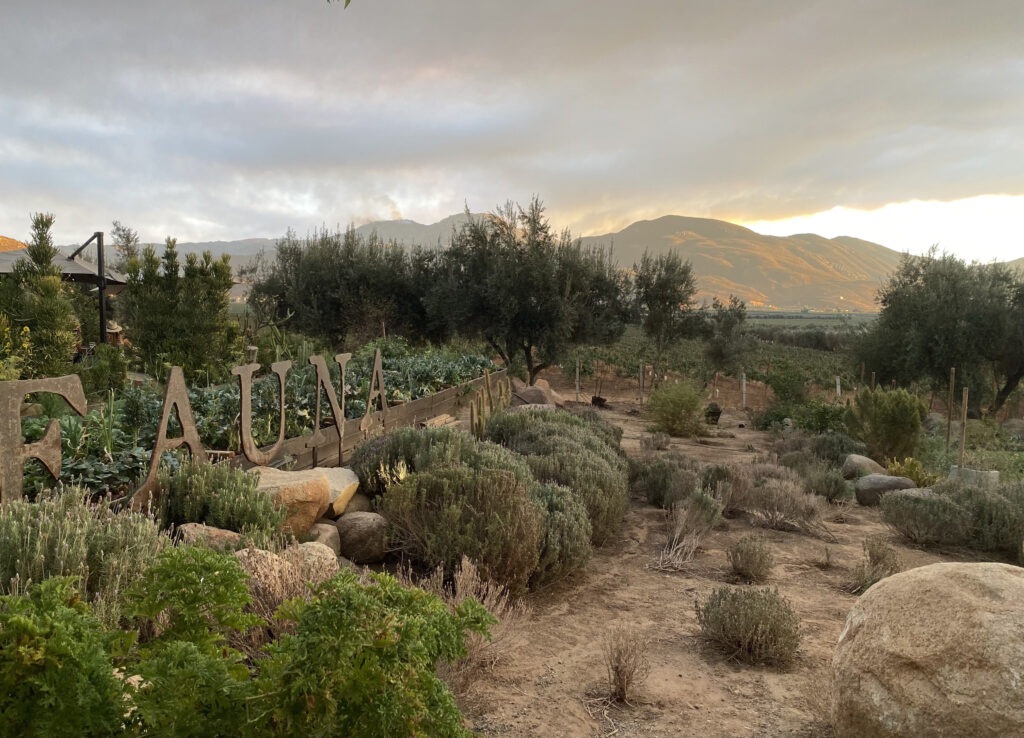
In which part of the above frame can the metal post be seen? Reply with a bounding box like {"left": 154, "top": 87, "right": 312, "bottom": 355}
{"left": 946, "top": 367, "right": 956, "bottom": 454}
{"left": 96, "top": 231, "right": 106, "bottom": 343}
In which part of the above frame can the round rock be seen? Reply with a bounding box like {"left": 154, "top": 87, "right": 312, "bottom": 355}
{"left": 832, "top": 562, "right": 1024, "bottom": 738}
{"left": 854, "top": 474, "right": 914, "bottom": 506}
{"left": 335, "top": 511, "right": 388, "bottom": 564}
{"left": 841, "top": 454, "right": 886, "bottom": 480}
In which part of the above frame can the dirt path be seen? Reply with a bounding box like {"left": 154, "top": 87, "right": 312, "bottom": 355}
{"left": 459, "top": 370, "right": 961, "bottom": 738}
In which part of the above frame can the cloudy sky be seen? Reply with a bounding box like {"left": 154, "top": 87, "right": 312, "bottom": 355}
{"left": 1, "top": 1, "right": 1022, "bottom": 260}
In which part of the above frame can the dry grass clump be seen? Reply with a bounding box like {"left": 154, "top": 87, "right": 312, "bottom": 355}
{"left": 696, "top": 586, "right": 801, "bottom": 666}
{"left": 746, "top": 478, "right": 830, "bottom": 537}
{"left": 655, "top": 489, "right": 722, "bottom": 571}
{"left": 231, "top": 547, "right": 306, "bottom": 657}
{"left": 640, "top": 432, "right": 672, "bottom": 452}
{"left": 727, "top": 535, "right": 774, "bottom": 582}
{"left": 844, "top": 535, "right": 902, "bottom": 595}
{"left": 602, "top": 624, "right": 650, "bottom": 703}
{"left": 399, "top": 556, "right": 529, "bottom": 695}
{"left": 715, "top": 463, "right": 802, "bottom": 517}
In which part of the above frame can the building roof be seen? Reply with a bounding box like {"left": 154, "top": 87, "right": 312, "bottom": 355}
{"left": 0, "top": 248, "right": 127, "bottom": 290}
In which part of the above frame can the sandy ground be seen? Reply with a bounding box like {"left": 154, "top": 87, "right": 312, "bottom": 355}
{"left": 456, "top": 369, "right": 967, "bottom": 738}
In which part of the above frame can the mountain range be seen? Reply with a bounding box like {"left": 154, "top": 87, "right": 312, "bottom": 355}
{"left": 8, "top": 215, "right": 1020, "bottom": 312}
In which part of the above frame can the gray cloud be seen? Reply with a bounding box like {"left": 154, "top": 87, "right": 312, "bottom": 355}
{"left": 0, "top": 0, "right": 1022, "bottom": 245}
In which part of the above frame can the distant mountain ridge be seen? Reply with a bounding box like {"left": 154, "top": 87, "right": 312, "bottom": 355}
{"left": 161, "top": 214, "right": 1022, "bottom": 312}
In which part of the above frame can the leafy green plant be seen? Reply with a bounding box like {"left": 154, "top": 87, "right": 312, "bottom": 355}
{"left": 808, "top": 432, "right": 866, "bottom": 466}
{"left": 75, "top": 344, "right": 129, "bottom": 397}
{"left": 159, "top": 461, "right": 286, "bottom": 539}
{"left": 0, "top": 577, "right": 127, "bottom": 738}
{"left": 803, "top": 465, "right": 853, "bottom": 502}
{"left": 252, "top": 571, "right": 493, "bottom": 738}
{"left": 727, "top": 535, "right": 774, "bottom": 582}
{"left": 695, "top": 586, "right": 800, "bottom": 665}
{"left": 530, "top": 483, "right": 592, "bottom": 587}
{"left": 885, "top": 457, "right": 939, "bottom": 488}
{"left": 880, "top": 490, "right": 969, "bottom": 545}
{"left": 0, "top": 487, "right": 168, "bottom": 626}
{"left": 794, "top": 399, "right": 846, "bottom": 433}
{"left": 844, "top": 387, "right": 926, "bottom": 462}
{"left": 379, "top": 468, "right": 543, "bottom": 595}
{"left": 647, "top": 380, "right": 705, "bottom": 437}
{"left": 631, "top": 454, "right": 701, "bottom": 509}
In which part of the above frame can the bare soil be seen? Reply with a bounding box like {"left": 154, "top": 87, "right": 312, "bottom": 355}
{"left": 458, "top": 368, "right": 967, "bottom": 738}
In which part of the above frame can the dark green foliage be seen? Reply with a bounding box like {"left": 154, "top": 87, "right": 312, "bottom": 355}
{"left": 74, "top": 344, "right": 128, "bottom": 396}
{"left": 727, "top": 536, "right": 774, "bottom": 582}
{"left": 427, "top": 200, "right": 629, "bottom": 383}
{"left": 0, "top": 577, "right": 126, "bottom": 738}
{"left": 634, "top": 250, "right": 698, "bottom": 372}
{"left": 118, "top": 238, "right": 240, "bottom": 382}
{"left": 700, "top": 464, "right": 731, "bottom": 493}
{"left": 795, "top": 399, "right": 847, "bottom": 434}
{"left": 130, "top": 640, "right": 252, "bottom": 738}
{"left": 695, "top": 586, "right": 800, "bottom": 665}
{"left": 779, "top": 450, "right": 817, "bottom": 476}
{"left": 253, "top": 571, "right": 493, "bottom": 738}
{"left": 704, "top": 295, "right": 755, "bottom": 374}
{"left": 158, "top": 461, "right": 285, "bottom": 539}
{"left": 530, "top": 483, "right": 592, "bottom": 586}
{"left": 647, "top": 380, "right": 705, "bottom": 437}
{"left": 803, "top": 465, "right": 853, "bottom": 502}
{"left": 766, "top": 363, "right": 808, "bottom": 405}
{"left": 808, "top": 432, "right": 866, "bottom": 466}
{"left": 632, "top": 454, "right": 701, "bottom": 509}
{"left": 486, "top": 409, "right": 629, "bottom": 545}
{"left": 857, "top": 250, "right": 1024, "bottom": 415}
{"left": 945, "top": 483, "right": 1024, "bottom": 555}
{"left": 124, "top": 545, "right": 260, "bottom": 653}
{"left": 880, "top": 490, "right": 970, "bottom": 545}
{"left": 845, "top": 387, "right": 926, "bottom": 462}
{"left": 379, "top": 469, "right": 543, "bottom": 595}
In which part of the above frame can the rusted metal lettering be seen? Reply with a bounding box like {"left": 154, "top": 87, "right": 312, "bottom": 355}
{"left": 306, "top": 353, "right": 351, "bottom": 465}
{"left": 232, "top": 360, "right": 292, "bottom": 465}
{"left": 0, "top": 376, "right": 87, "bottom": 504}
{"left": 360, "top": 347, "right": 389, "bottom": 432}
{"left": 132, "top": 366, "right": 208, "bottom": 509}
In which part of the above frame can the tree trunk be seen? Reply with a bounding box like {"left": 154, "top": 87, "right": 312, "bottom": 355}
{"left": 990, "top": 366, "right": 1024, "bottom": 415}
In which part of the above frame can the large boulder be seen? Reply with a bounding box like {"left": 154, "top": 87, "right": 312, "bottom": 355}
{"left": 343, "top": 492, "right": 373, "bottom": 514}
{"left": 854, "top": 474, "right": 914, "bottom": 506}
{"left": 176, "top": 522, "right": 241, "bottom": 551}
{"left": 233, "top": 547, "right": 303, "bottom": 608}
{"left": 282, "top": 542, "right": 340, "bottom": 585}
{"left": 511, "top": 386, "right": 551, "bottom": 406}
{"left": 841, "top": 454, "right": 886, "bottom": 480}
{"left": 253, "top": 467, "right": 331, "bottom": 536}
{"left": 335, "top": 511, "right": 388, "bottom": 564}
{"left": 532, "top": 378, "right": 565, "bottom": 407}
{"left": 832, "top": 562, "right": 1024, "bottom": 738}
{"left": 320, "top": 467, "right": 361, "bottom": 518}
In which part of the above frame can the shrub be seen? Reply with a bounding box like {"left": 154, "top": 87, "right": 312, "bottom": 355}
{"left": 253, "top": 570, "right": 492, "bottom": 738}
{"left": 351, "top": 426, "right": 534, "bottom": 496}
{"left": 74, "top": 343, "right": 128, "bottom": 396}
{"left": 379, "top": 468, "right": 543, "bottom": 595}
{"left": 794, "top": 399, "right": 846, "bottom": 434}
{"left": 159, "top": 461, "right": 286, "bottom": 539}
{"left": 0, "top": 577, "right": 126, "bottom": 738}
{"left": 846, "top": 535, "right": 902, "bottom": 594}
{"left": 710, "top": 463, "right": 802, "bottom": 517}
{"left": 530, "top": 483, "right": 592, "bottom": 586}
{"left": 727, "top": 535, "right": 774, "bottom": 582}
{"left": 632, "top": 454, "right": 701, "bottom": 509}
{"left": 881, "top": 490, "right": 969, "bottom": 545}
{"left": 0, "top": 487, "right": 168, "bottom": 626}
{"left": 647, "top": 380, "right": 705, "bottom": 437}
{"left": 779, "top": 449, "right": 817, "bottom": 476}
{"left": 695, "top": 586, "right": 800, "bottom": 665}
{"left": 766, "top": 364, "right": 808, "bottom": 405}
{"left": 808, "top": 432, "right": 866, "bottom": 466}
{"left": 641, "top": 432, "right": 672, "bottom": 452}
{"left": 124, "top": 545, "right": 260, "bottom": 654}
{"left": 886, "top": 457, "right": 939, "bottom": 488}
{"left": 602, "top": 625, "right": 650, "bottom": 703}
{"left": 947, "top": 484, "right": 1024, "bottom": 555}
{"left": 844, "top": 387, "right": 926, "bottom": 462}
{"left": 398, "top": 556, "right": 529, "bottom": 695}
{"left": 746, "top": 478, "right": 828, "bottom": 536}
{"left": 487, "top": 410, "right": 629, "bottom": 545}
{"left": 803, "top": 465, "right": 853, "bottom": 502}
{"left": 655, "top": 489, "right": 722, "bottom": 571}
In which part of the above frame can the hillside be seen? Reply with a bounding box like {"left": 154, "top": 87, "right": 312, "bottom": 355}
{"left": 0, "top": 235, "right": 27, "bottom": 252}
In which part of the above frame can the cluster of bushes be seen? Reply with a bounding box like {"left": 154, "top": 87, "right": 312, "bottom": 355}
{"left": 646, "top": 380, "right": 707, "bottom": 437}
{"left": 352, "top": 409, "right": 626, "bottom": 593}
{"left": 882, "top": 479, "right": 1024, "bottom": 559}
{"left": 0, "top": 542, "right": 491, "bottom": 738}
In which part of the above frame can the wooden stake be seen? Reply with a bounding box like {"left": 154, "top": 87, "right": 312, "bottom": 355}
{"left": 870, "top": 372, "right": 876, "bottom": 391}
{"left": 575, "top": 357, "right": 580, "bottom": 402}
{"left": 946, "top": 367, "right": 956, "bottom": 454}
{"left": 741, "top": 372, "right": 747, "bottom": 409}
{"left": 835, "top": 375, "right": 841, "bottom": 401}
{"left": 958, "top": 386, "right": 969, "bottom": 468}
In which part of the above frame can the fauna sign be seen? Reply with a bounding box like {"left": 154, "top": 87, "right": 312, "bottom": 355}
{"left": 0, "top": 349, "right": 400, "bottom": 507}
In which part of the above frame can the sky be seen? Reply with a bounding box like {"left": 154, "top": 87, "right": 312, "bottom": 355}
{"left": 1, "top": 0, "right": 1022, "bottom": 261}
